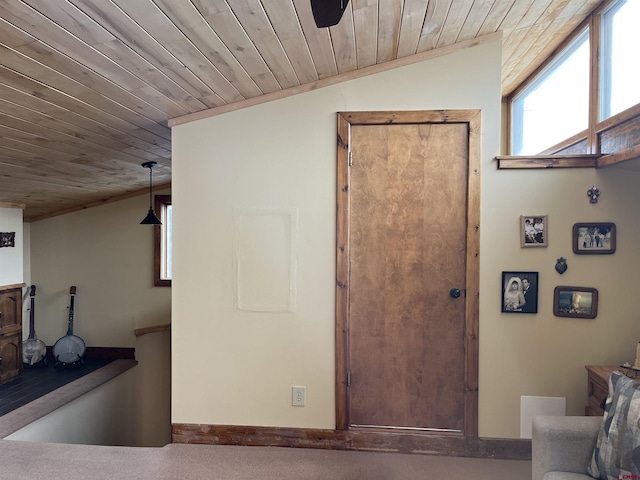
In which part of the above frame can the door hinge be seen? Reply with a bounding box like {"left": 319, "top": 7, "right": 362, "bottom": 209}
{"left": 348, "top": 151, "right": 353, "bottom": 167}
{"left": 347, "top": 371, "right": 351, "bottom": 386}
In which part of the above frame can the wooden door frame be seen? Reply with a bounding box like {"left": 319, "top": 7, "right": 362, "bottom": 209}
{"left": 336, "top": 110, "right": 481, "bottom": 437}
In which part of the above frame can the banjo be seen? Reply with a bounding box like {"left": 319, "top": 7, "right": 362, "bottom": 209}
{"left": 53, "top": 286, "right": 86, "bottom": 367}
{"left": 22, "top": 285, "right": 47, "bottom": 366}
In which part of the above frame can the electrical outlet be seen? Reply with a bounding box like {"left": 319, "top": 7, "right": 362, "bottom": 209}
{"left": 292, "top": 386, "right": 306, "bottom": 407}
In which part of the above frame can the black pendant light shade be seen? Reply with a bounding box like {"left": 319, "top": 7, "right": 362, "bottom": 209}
{"left": 140, "top": 161, "right": 162, "bottom": 225}
{"left": 311, "top": 0, "right": 350, "bottom": 28}
{"left": 140, "top": 208, "right": 162, "bottom": 225}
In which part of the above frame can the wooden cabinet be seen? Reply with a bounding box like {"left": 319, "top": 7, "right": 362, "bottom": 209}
{"left": 0, "top": 333, "right": 22, "bottom": 384}
{"left": 0, "top": 285, "right": 23, "bottom": 384}
{"left": 585, "top": 365, "right": 640, "bottom": 416}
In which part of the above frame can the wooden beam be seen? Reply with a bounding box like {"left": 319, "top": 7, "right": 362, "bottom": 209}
{"left": 171, "top": 423, "right": 531, "bottom": 460}
{"left": 495, "top": 155, "right": 599, "bottom": 169}
{"left": 598, "top": 145, "right": 640, "bottom": 168}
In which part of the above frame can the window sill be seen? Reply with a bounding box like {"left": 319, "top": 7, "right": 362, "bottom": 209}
{"left": 495, "top": 154, "right": 600, "bottom": 169}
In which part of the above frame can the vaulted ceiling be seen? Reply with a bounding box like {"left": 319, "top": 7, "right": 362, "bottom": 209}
{"left": 0, "top": 0, "right": 602, "bottom": 221}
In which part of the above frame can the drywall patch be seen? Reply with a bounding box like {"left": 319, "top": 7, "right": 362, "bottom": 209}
{"left": 233, "top": 207, "right": 298, "bottom": 313}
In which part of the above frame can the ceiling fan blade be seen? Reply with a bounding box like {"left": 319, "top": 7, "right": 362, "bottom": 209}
{"left": 311, "top": 0, "right": 350, "bottom": 28}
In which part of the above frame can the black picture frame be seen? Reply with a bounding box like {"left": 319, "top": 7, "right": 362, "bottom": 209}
{"left": 0, "top": 232, "right": 15, "bottom": 248}
{"left": 553, "top": 286, "right": 598, "bottom": 319}
{"left": 501, "top": 271, "right": 538, "bottom": 314}
{"left": 572, "top": 222, "right": 616, "bottom": 254}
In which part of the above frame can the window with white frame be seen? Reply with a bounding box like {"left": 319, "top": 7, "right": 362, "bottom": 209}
{"left": 600, "top": 0, "right": 640, "bottom": 120}
{"left": 510, "top": 29, "right": 590, "bottom": 156}
{"left": 154, "top": 195, "right": 172, "bottom": 286}
{"left": 508, "top": 0, "right": 640, "bottom": 156}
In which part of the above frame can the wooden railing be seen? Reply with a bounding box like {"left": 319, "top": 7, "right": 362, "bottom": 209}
{"left": 134, "top": 323, "right": 171, "bottom": 337}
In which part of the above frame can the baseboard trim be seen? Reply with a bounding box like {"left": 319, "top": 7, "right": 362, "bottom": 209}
{"left": 171, "top": 424, "right": 531, "bottom": 460}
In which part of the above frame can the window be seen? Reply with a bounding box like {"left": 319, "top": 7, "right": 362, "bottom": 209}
{"left": 508, "top": 0, "right": 640, "bottom": 157}
{"left": 511, "top": 29, "right": 590, "bottom": 155}
{"left": 154, "top": 195, "right": 172, "bottom": 287}
{"left": 600, "top": 0, "right": 640, "bottom": 120}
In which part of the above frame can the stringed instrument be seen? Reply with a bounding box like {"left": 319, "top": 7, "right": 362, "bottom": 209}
{"left": 53, "top": 286, "right": 86, "bottom": 367}
{"left": 22, "top": 285, "right": 47, "bottom": 366}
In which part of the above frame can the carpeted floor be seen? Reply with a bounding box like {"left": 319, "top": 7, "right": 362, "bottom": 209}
{"left": 0, "top": 440, "right": 531, "bottom": 480}
{"left": 0, "top": 360, "right": 532, "bottom": 479}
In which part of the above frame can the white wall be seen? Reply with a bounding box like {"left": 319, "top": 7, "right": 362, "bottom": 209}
{"left": 171, "top": 40, "right": 505, "bottom": 431}
{"left": 0, "top": 206, "right": 24, "bottom": 287}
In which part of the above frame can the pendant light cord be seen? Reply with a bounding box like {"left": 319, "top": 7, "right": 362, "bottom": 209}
{"left": 148, "top": 165, "right": 153, "bottom": 209}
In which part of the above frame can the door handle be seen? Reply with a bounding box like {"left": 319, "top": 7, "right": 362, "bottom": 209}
{"left": 449, "top": 288, "right": 461, "bottom": 298}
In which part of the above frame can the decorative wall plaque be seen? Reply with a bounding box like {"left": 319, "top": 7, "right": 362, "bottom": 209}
{"left": 555, "top": 257, "right": 568, "bottom": 274}
{"left": 0, "top": 232, "right": 15, "bottom": 247}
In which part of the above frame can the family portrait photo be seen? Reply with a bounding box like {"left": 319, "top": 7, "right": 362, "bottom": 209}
{"left": 501, "top": 271, "right": 539, "bottom": 314}
{"left": 521, "top": 215, "right": 547, "bottom": 247}
{"left": 572, "top": 223, "right": 616, "bottom": 254}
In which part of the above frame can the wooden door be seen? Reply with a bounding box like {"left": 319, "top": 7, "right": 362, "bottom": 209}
{"left": 336, "top": 111, "right": 480, "bottom": 436}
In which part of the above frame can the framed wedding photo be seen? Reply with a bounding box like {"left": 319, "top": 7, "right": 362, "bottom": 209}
{"left": 501, "top": 271, "right": 539, "bottom": 314}
{"left": 553, "top": 286, "right": 598, "bottom": 319}
{"left": 521, "top": 215, "right": 547, "bottom": 247}
{"left": 572, "top": 222, "right": 616, "bottom": 254}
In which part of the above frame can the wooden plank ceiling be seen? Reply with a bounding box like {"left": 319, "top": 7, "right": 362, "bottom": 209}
{"left": 0, "top": 0, "right": 602, "bottom": 221}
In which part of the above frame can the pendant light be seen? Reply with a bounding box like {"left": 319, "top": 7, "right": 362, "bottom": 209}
{"left": 140, "top": 161, "right": 162, "bottom": 225}
{"left": 311, "top": 0, "right": 349, "bottom": 27}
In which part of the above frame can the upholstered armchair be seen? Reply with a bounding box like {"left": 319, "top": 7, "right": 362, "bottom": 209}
{"left": 532, "top": 415, "right": 601, "bottom": 480}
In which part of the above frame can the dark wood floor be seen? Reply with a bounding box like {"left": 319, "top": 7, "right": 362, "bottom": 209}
{"left": 0, "top": 359, "right": 111, "bottom": 417}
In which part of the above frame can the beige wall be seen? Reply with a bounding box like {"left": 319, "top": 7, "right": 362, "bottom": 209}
{"left": 28, "top": 192, "right": 172, "bottom": 446}
{"left": 6, "top": 338, "right": 171, "bottom": 446}
{"left": 29, "top": 192, "right": 170, "bottom": 347}
{"left": 18, "top": 36, "right": 637, "bottom": 443}
{"left": 172, "top": 37, "right": 640, "bottom": 438}
{"left": 479, "top": 164, "right": 640, "bottom": 436}
{"left": 171, "top": 40, "right": 503, "bottom": 431}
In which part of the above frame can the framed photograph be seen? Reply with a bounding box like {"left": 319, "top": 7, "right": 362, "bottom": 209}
{"left": 502, "top": 271, "right": 539, "bottom": 314}
{"left": 521, "top": 215, "right": 547, "bottom": 247}
{"left": 553, "top": 286, "right": 598, "bottom": 319}
{"left": 572, "top": 223, "right": 616, "bottom": 254}
{"left": 0, "top": 232, "right": 15, "bottom": 248}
